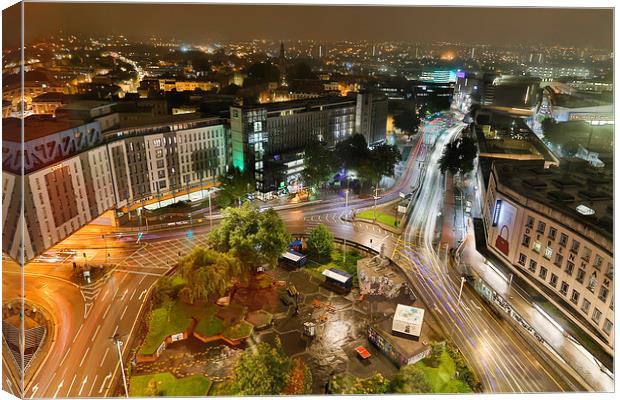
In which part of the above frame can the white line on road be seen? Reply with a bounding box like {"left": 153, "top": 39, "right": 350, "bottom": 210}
{"left": 129, "top": 288, "right": 137, "bottom": 301}
{"left": 120, "top": 289, "right": 128, "bottom": 301}
{"left": 79, "top": 347, "right": 90, "bottom": 367}
{"left": 88, "top": 375, "right": 98, "bottom": 397}
{"left": 102, "top": 303, "right": 112, "bottom": 319}
{"left": 139, "top": 275, "right": 146, "bottom": 285}
{"left": 53, "top": 380, "right": 64, "bottom": 399}
{"left": 78, "top": 377, "right": 88, "bottom": 397}
{"left": 73, "top": 324, "right": 83, "bottom": 344}
{"left": 113, "top": 324, "right": 119, "bottom": 337}
{"left": 99, "top": 373, "right": 112, "bottom": 394}
{"left": 92, "top": 324, "right": 102, "bottom": 342}
{"left": 28, "top": 384, "right": 38, "bottom": 399}
{"left": 66, "top": 374, "right": 77, "bottom": 397}
{"left": 120, "top": 305, "right": 129, "bottom": 320}
{"left": 138, "top": 289, "right": 148, "bottom": 300}
{"left": 99, "top": 348, "right": 110, "bottom": 368}
{"left": 59, "top": 347, "right": 71, "bottom": 366}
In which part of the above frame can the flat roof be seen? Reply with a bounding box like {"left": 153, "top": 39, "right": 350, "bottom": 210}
{"left": 2, "top": 115, "right": 86, "bottom": 142}
{"left": 322, "top": 268, "right": 352, "bottom": 284}
{"left": 281, "top": 250, "right": 306, "bottom": 263}
{"left": 493, "top": 159, "right": 613, "bottom": 241}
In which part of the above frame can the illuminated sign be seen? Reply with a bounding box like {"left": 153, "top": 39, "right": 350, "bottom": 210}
{"left": 492, "top": 200, "right": 502, "bottom": 226}
{"left": 50, "top": 163, "right": 64, "bottom": 172}
{"left": 576, "top": 204, "right": 595, "bottom": 215}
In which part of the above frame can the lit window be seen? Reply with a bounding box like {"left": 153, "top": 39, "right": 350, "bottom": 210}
{"left": 603, "top": 319, "right": 613, "bottom": 335}
{"left": 544, "top": 247, "right": 553, "bottom": 260}
{"left": 533, "top": 241, "right": 541, "bottom": 254}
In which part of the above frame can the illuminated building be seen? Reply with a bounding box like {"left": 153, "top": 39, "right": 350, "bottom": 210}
{"left": 2, "top": 115, "right": 228, "bottom": 261}
{"left": 482, "top": 159, "right": 614, "bottom": 357}
{"left": 231, "top": 93, "right": 386, "bottom": 199}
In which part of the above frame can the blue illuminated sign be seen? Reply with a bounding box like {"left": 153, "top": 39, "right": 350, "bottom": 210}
{"left": 492, "top": 200, "right": 502, "bottom": 227}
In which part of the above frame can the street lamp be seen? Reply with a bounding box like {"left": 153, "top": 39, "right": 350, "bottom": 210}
{"left": 111, "top": 334, "right": 129, "bottom": 397}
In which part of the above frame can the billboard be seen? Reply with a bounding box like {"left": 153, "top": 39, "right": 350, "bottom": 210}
{"left": 490, "top": 196, "right": 517, "bottom": 259}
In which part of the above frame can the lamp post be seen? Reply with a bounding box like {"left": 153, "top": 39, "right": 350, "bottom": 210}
{"left": 111, "top": 334, "right": 129, "bottom": 398}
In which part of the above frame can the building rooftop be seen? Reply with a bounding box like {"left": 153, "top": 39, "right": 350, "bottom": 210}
{"left": 493, "top": 159, "right": 613, "bottom": 241}
{"left": 2, "top": 115, "right": 86, "bottom": 143}
{"left": 238, "top": 94, "right": 356, "bottom": 113}
{"left": 32, "top": 92, "right": 67, "bottom": 103}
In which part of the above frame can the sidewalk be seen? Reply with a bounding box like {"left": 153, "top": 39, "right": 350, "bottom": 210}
{"left": 460, "top": 218, "right": 614, "bottom": 392}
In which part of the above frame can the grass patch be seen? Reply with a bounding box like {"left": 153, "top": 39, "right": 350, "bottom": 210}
{"left": 129, "top": 372, "right": 212, "bottom": 397}
{"left": 306, "top": 248, "right": 364, "bottom": 284}
{"left": 356, "top": 210, "right": 398, "bottom": 227}
{"left": 193, "top": 304, "right": 224, "bottom": 337}
{"left": 416, "top": 350, "right": 473, "bottom": 393}
{"left": 223, "top": 320, "right": 254, "bottom": 341}
{"left": 139, "top": 300, "right": 208, "bottom": 355}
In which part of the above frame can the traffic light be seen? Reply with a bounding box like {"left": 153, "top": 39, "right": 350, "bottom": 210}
{"left": 137, "top": 232, "right": 143, "bottom": 241}
{"left": 187, "top": 230, "right": 193, "bottom": 239}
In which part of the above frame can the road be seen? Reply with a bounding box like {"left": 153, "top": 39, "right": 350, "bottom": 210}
{"left": 7, "top": 112, "right": 583, "bottom": 397}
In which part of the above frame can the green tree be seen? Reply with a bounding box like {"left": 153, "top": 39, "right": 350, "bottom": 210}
{"left": 217, "top": 166, "right": 255, "bottom": 207}
{"left": 391, "top": 364, "right": 432, "bottom": 394}
{"left": 301, "top": 141, "right": 336, "bottom": 194}
{"left": 330, "top": 373, "right": 390, "bottom": 394}
{"left": 152, "top": 276, "right": 176, "bottom": 308}
{"left": 371, "top": 144, "right": 402, "bottom": 178}
{"left": 306, "top": 224, "right": 334, "bottom": 262}
{"left": 393, "top": 110, "right": 420, "bottom": 134}
{"left": 334, "top": 134, "right": 371, "bottom": 174}
{"left": 231, "top": 339, "right": 292, "bottom": 395}
{"left": 208, "top": 203, "right": 291, "bottom": 273}
{"left": 425, "top": 341, "right": 445, "bottom": 368}
{"left": 178, "top": 247, "right": 242, "bottom": 304}
{"left": 438, "top": 137, "right": 478, "bottom": 176}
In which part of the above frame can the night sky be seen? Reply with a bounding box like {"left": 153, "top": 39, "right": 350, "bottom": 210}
{"left": 2, "top": 2, "right": 614, "bottom": 49}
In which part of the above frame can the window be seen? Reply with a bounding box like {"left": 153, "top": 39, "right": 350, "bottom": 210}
{"left": 518, "top": 253, "right": 527, "bottom": 266}
{"left": 548, "top": 227, "right": 557, "bottom": 240}
{"left": 565, "top": 261, "right": 574, "bottom": 276}
{"left": 533, "top": 241, "right": 541, "bottom": 254}
{"left": 528, "top": 260, "right": 537, "bottom": 273}
{"left": 156, "top": 160, "right": 164, "bottom": 169}
{"left": 549, "top": 273, "right": 558, "bottom": 287}
{"left": 592, "top": 308, "right": 602, "bottom": 324}
{"left": 570, "top": 290, "right": 580, "bottom": 305}
{"left": 603, "top": 319, "right": 613, "bottom": 336}
{"left": 522, "top": 234, "right": 531, "bottom": 247}
{"left": 559, "top": 233, "right": 568, "bottom": 247}
{"left": 539, "top": 267, "right": 548, "bottom": 279}
{"left": 554, "top": 253, "right": 563, "bottom": 268}
{"left": 544, "top": 247, "right": 553, "bottom": 260}
{"left": 593, "top": 255, "right": 603, "bottom": 270}
{"left": 536, "top": 221, "right": 546, "bottom": 234}
{"left": 576, "top": 269, "right": 586, "bottom": 284}
{"left": 581, "top": 247, "right": 591, "bottom": 262}
{"left": 599, "top": 286, "right": 609, "bottom": 302}
{"left": 605, "top": 262, "right": 613, "bottom": 279}
{"left": 581, "top": 299, "right": 591, "bottom": 314}
{"left": 560, "top": 281, "right": 569, "bottom": 295}
{"left": 587, "top": 274, "right": 597, "bottom": 292}
{"left": 570, "top": 240, "right": 580, "bottom": 254}
{"left": 526, "top": 216, "right": 534, "bottom": 228}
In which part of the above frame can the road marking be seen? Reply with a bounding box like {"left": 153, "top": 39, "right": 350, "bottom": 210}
{"left": 120, "top": 305, "right": 129, "bottom": 320}
{"left": 99, "top": 373, "right": 112, "bottom": 394}
{"left": 102, "top": 303, "right": 112, "bottom": 319}
{"left": 138, "top": 289, "right": 148, "bottom": 300}
{"left": 78, "top": 377, "right": 88, "bottom": 397}
{"left": 53, "top": 380, "right": 64, "bottom": 399}
{"left": 28, "top": 384, "right": 38, "bottom": 399}
{"left": 88, "top": 376, "right": 98, "bottom": 397}
{"left": 79, "top": 347, "right": 90, "bottom": 367}
{"left": 59, "top": 347, "right": 71, "bottom": 366}
{"left": 120, "top": 289, "right": 128, "bottom": 301}
{"left": 73, "top": 324, "right": 83, "bottom": 344}
{"left": 139, "top": 275, "right": 146, "bottom": 285}
{"left": 92, "top": 324, "right": 102, "bottom": 342}
{"left": 99, "top": 348, "right": 110, "bottom": 367}
{"left": 129, "top": 288, "right": 137, "bottom": 301}
{"left": 113, "top": 324, "right": 119, "bottom": 337}
{"left": 67, "top": 374, "right": 77, "bottom": 397}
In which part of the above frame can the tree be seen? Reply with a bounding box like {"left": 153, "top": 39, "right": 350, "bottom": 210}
{"left": 282, "top": 359, "right": 313, "bottom": 395}
{"left": 217, "top": 166, "right": 255, "bottom": 207}
{"left": 371, "top": 144, "right": 402, "bottom": 178}
{"left": 393, "top": 110, "right": 420, "bottom": 134}
{"left": 177, "top": 247, "right": 242, "bottom": 304}
{"left": 144, "top": 378, "right": 160, "bottom": 397}
{"left": 425, "top": 341, "right": 445, "bottom": 368}
{"left": 330, "top": 373, "right": 390, "bottom": 394}
{"left": 307, "top": 224, "right": 334, "bottom": 262}
{"left": 438, "top": 137, "right": 478, "bottom": 176}
{"left": 231, "top": 339, "right": 292, "bottom": 395}
{"left": 208, "top": 203, "right": 291, "bottom": 273}
{"left": 245, "top": 62, "right": 280, "bottom": 86}
{"left": 152, "top": 276, "right": 176, "bottom": 308}
{"left": 391, "top": 364, "right": 432, "bottom": 394}
{"left": 334, "top": 134, "right": 370, "bottom": 174}
{"left": 287, "top": 61, "right": 317, "bottom": 80}
{"left": 301, "top": 141, "right": 336, "bottom": 193}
